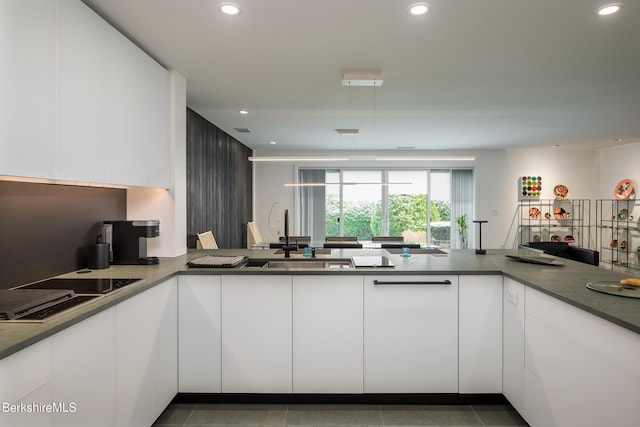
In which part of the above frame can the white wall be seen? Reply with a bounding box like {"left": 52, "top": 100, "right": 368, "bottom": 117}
{"left": 252, "top": 148, "right": 603, "bottom": 249}
{"left": 253, "top": 162, "right": 297, "bottom": 242}
{"left": 598, "top": 142, "right": 640, "bottom": 199}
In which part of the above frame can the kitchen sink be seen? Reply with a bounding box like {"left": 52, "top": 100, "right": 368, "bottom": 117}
{"left": 245, "top": 259, "right": 353, "bottom": 269}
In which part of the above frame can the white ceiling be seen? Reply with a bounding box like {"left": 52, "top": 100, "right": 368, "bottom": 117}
{"left": 82, "top": 0, "right": 640, "bottom": 153}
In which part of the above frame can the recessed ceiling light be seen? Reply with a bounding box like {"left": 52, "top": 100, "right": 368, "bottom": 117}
{"left": 597, "top": 3, "right": 622, "bottom": 16}
{"left": 218, "top": 2, "right": 241, "bottom": 15}
{"left": 269, "top": 141, "right": 277, "bottom": 145}
{"left": 408, "top": 3, "right": 429, "bottom": 16}
{"left": 238, "top": 109, "right": 248, "bottom": 115}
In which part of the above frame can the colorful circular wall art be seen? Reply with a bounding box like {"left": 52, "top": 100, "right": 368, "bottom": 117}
{"left": 614, "top": 179, "right": 635, "bottom": 200}
{"left": 520, "top": 176, "right": 542, "bottom": 200}
{"left": 553, "top": 184, "right": 569, "bottom": 200}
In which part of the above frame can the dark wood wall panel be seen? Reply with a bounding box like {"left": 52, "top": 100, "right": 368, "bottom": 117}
{"left": 187, "top": 108, "right": 253, "bottom": 248}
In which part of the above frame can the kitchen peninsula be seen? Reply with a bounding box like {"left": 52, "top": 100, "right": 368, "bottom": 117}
{"left": 1, "top": 248, "right": 639, "bottom": 427}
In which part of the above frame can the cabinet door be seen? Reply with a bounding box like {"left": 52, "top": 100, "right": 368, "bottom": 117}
{"left": 116, "top": 286, "right": 159, "bottom": 427}
{"left": 155, "top": 278, "right": 178, "bottom": 412}
{"left": 144, "top": 57, "right": 170, "bottom": 189}
{"left": 0, "top": 0, "right": 56, "bottom": 179}
{"left": 524, "top": 287, "right": 640, "bottom": 427}
{"left": 107, "top": 28, "right": 148, "bottom": 187}
{"left": 51, "top": 307, "right": 117, "bottom": 427}
{"left": 292, "top": 275, "right": 363, "bottom": 393}
{"left": 364, "top": 275, "right": 459, "bottom": 393}
{"left": 56, "top": 0, "right": 110, "bottom": 183}
{"left": 0, "top": 337, "right": 53, "bottom": 427}
{"left": 459, "top": 275, "right": 502, "bottom": 393}
{"left": 502, "top": 278, "right": 526, "bottom": 415}
{"left": 107, "top": 27, "right": 170, "bottom": 188}
{"left": 178, "top": 275, "right": 222, "bottom": 392}
{"left": 221, "top": 275, "right": 292, "bottom": 393}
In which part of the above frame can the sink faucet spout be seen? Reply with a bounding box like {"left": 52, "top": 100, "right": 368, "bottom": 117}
{"left": 283, "top": 209, "right": 296, "bottom": 258}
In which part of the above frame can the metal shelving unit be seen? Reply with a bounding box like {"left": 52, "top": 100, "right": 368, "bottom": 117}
{"left": 518, "top": 199, "right": 591, "bottom": 248}
{"left": 596, "top": 199, "right": 640, "bottom": 272}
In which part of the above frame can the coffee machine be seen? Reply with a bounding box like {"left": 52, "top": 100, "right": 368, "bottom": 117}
{"left": 103, "top": 220, "right": 160, "bottom": 265}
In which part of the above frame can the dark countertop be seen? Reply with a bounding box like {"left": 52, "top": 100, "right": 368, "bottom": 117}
{"left": 1, "top": 248, "right": 639, "bottom": 361}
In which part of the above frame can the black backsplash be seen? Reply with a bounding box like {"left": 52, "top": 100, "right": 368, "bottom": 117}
{"left": 0, "top": 181, "right": 126, "bottom": 289}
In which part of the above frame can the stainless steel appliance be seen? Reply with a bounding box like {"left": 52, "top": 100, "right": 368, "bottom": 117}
{"left": 103, "top": 220, "right": 160, "bottom": 265}
{"left": 20, "top": 278, "right": 142, "bottom": 294}
{"left": 0, "top": 278, "right": 142, "bottom": 322}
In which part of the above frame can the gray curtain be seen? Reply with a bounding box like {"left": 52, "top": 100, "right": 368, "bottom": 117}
{"left": 450, "top": 169, "right": 474, "bottom": 249}
{"left": 298, "top": 169, "right": 326, "bottom": 241}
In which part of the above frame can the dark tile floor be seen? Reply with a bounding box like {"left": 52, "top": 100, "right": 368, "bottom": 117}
{"left": 152, "top": 403, "right": 529, "bottom": 427}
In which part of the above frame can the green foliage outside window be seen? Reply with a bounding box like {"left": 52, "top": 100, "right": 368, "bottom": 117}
{"left": 325, "top": 194, "right": 451, "bottom": 242}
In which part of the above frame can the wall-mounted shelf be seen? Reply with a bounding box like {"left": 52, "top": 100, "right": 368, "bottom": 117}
{"left": 518, "top": 199, "right": 591, "bottom": 248}
{"left": 596, "top": 199, "right": 640, "bottom": 272}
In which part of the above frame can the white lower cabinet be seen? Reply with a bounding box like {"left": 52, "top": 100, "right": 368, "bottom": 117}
{"left": 458, "top": 275, "right": 502, "bottom": 393}
{"left": 364, "top": 275, "right": 459, "bottom": 393}
{"left": 116, "top": 279, "right": 177, "bottom": 427}
{"left": 0, "top": 279, "right": 176, "bottom": 427}
{"left": 155, "top": 279, "right": 178, "bottom": 411}
{"left": 524, "top": 286, "right": 640, "bottom": 427}
{"left": 0, "top": 338, "right": 53, "bottom": 427}
{"left": 178, "top": 275, "right": 222, "bottom": 392}
{"left": 51, "top": 307, "right": 117, "bottom": 427}
{"left": 292, "top": 275, "right": 364, "bottom": 393}
{"left": 221, "top": 275, "right": 292, "bottom": 393}
{"left": 502, "top": 278, "right": 526, "bottom": 416}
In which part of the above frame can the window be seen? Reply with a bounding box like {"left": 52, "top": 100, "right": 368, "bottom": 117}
{"left": 298, "top": 168, "right": 474, "bottom": 248}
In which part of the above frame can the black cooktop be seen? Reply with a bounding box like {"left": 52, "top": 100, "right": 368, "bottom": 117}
{"left": 20, "top": 278, "right": 142, "bottom": 295}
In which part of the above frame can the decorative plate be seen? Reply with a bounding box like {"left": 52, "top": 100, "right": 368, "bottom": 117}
{"left": 553, "top": 184, "right": 569, "bottom": 200}
{"left": 618, "top": 208, "right": 628, "bottom": 221}
{"left": 586, "top": 281, "right": 640, "bottom": 299}
{"left": 553, "top": 207, "right": 568, "bottom": 219}
{"left": 614, "top": 179, "right": 635, "bottom": 200}
{"left": 529, "top": 207, "right": 541, "bottom": 219}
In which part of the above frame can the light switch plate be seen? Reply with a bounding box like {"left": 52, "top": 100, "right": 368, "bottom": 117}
{"left": 507, "top": 287, "right": 518, "bottom": 304}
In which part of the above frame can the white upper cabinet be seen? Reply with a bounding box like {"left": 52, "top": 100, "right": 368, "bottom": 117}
{"left": 107, "top": 28, "right": 147, "bottom": 187}
{"left": 0, "top": 0, "right": 57, "bottom": 179}
{"left": 0, "top": 0, "right": 170, "bottom": 187}
{"left": 107, "top": 27, "right": 170, "bottom": 188}
{"left": 56, "top": 0, "right": 110, "bottom": 183}
{"left": 144, "top": 56, "right": 170, "bottom": 189}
